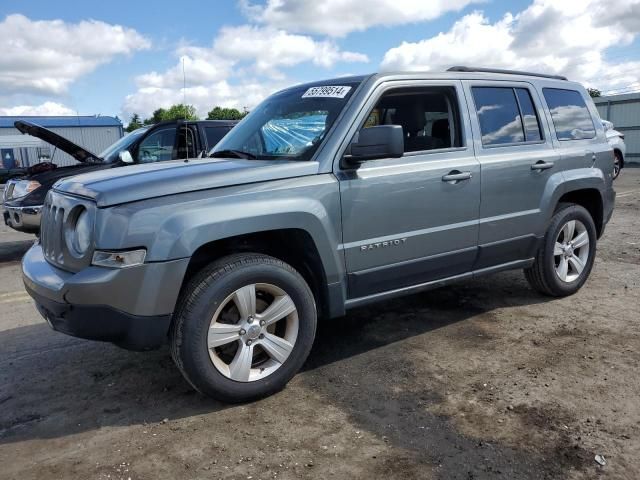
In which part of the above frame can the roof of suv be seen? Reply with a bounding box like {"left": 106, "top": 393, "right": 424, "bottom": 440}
{"left": 278, "top": 68, "right": 580, "bottom": 99}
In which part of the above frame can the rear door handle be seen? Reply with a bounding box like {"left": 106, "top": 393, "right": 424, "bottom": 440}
{"left": 531, "top": 161, "right": 554, "bottom": 171}
{"left": 442, "top": 171, "right": 472, "bottom": 183}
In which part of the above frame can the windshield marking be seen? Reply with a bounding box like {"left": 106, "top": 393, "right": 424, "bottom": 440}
{"left": 302, "top": 86, "right": 352, "bottom": 98}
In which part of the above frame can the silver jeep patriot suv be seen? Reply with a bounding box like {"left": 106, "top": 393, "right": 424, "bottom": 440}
{"left": 22, "top": 67, "right": 616, "bottom": 402}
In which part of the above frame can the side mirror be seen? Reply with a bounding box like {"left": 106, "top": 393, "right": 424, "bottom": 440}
{"left": 348, "top": 125, "right": 404, "bottom": 162}
{"left": 118, "top": 150, "right": 134, "bottom": 164}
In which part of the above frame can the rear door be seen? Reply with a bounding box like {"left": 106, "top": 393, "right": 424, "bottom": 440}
{"left": 463, "top": 81, "right": 560, "bottom": 269}
{"left": 336, "top": 80, "right": 481, "bottom": 299}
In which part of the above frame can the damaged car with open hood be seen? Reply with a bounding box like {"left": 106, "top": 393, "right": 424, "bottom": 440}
{"left": 3, "top": 119, "right": 237, "bottom": 233}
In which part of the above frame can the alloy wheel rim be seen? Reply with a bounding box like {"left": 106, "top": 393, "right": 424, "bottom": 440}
{"left": 207, "top": 283, "right": 298, "bottom": 382}
{"left": 613, "top": 156, "right": 621, "bottom": 177}
{"left": 553, "top": 219, "right": 590, "bottom": 283}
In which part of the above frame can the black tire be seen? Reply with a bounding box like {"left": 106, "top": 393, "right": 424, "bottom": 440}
{"left": 170, "top": 253, "right": 316, "bottom": 403}
{"left": 613, "top": 151, "right": 623, "bottom": 180}
{"left": 524, "top": 205, "right": 597, "bottom": 297}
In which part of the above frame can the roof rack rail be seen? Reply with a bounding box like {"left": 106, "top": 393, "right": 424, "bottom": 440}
{"left": 447, "top": 66, "right": 568, "bottom": 81}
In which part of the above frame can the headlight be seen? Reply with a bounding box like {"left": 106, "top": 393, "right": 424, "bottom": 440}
{"left": 65, "top": 206, "right": 93, "bottom": 256}
{"left": 92, "top": 249, "right": 146, "bottom": 268}
{"left": 10, "top": 180, "right": 41, "bottom": 199}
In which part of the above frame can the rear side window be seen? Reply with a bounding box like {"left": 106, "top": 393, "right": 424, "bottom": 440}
{"left": 472, "top": 87, "right": 543, "bottom": 146}
{"left": 515, "top": 88, "right": 542, "bottom": 142}
{"left": 205, "top": 126, "right": 231, "bottom": 149}
{"left": 543, "top": 88, "right": 595, "bottom": 140}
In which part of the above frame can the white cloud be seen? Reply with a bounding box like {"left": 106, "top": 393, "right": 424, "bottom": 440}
{"left": 123, "top": 79, "right": 285, "bottom": 118}
{"left": 0, "top": 101, "right": 75, "bottom": 116}
{"left": 0, "top": 14, "right": 151, "bottom": 96}
{"left": 380, "top": 0, "right": 640, "bottom": 91}
{"left": 214, "top": 25, "right": 368, "bottom": 76}
{"left": 241, "top": 0, "right": 481, "bottom": 37}
{"left": 124, "top": 25, "right": 368, "bottom": 117}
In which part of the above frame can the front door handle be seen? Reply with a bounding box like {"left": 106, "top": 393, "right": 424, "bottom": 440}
{"left": 442, "top": 170, "right": 472, "bottom": 183}
{"left": 531, "top": 160, "right": 554, "bottom": 171}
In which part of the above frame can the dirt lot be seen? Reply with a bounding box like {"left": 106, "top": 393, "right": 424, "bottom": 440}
{"left": 1, "top": 170, "right": 639, "bottom": 480}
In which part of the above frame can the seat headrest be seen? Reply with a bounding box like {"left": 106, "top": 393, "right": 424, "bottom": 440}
{"left": 394, "top": 105, "right": 426, "bottom": 135}
{"left": 432, "top": 118, "right": 450, "bottom": 141}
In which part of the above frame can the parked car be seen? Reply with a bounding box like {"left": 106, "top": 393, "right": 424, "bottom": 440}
{"left": 22, "top": 67, "right": 615, "bottom": 402}
{"left": 602, "top": 120, "right": 626, "bottom": 179}
{"left": 3, "top": 119, "right": 237, "bottom": 233}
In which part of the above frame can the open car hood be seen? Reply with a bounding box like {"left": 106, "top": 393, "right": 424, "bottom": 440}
{"left": 14, "top": 120, "right": 103, "bottom": 163}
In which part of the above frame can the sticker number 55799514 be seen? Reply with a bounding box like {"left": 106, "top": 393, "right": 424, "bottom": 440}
{"left": 302, "top": 86, "right": 352, "bottom": 99}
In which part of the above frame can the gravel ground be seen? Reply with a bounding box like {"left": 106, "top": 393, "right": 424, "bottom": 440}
{"left": 0, "top": 170, "right": 639, "bottom": 480}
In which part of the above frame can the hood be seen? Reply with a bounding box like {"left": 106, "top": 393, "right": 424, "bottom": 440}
{"left": 15, "top": 120, "right": 103, "bottom": 163}
{"left": 53, "top": 157, "right": 319, "bottom": 207}
{"left": 29, "top": 163, "right": 108, "bottom": 184}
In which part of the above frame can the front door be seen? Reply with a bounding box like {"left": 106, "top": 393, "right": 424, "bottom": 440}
{"left": 336, "top": 81, "right": 481, "bottom": 299}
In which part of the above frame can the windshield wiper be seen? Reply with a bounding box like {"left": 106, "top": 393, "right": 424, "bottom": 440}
{"left": 210, "top": 149, "right": 257, "bottom": 160}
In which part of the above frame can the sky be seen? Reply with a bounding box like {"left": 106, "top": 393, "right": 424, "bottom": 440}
{"left": 1, "top": 0, "right": 639, "bottom": 122}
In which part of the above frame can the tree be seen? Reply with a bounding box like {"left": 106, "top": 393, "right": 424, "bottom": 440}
{"left": 125, "top": 113, "right": 143, "bottom": 132}
{"left": 164, "top": 104, "right": 198, "bottom": 121}
{"left": 206, "top": 106, "right": 247, "bottom": 120}
{"left": 587, "top": 88, "right": 601, "bottom": 98}
{"left": 143, "top": 105, "right": 198, "bottom": 124}
{"left": 144, "top": 108, "right": 167, "bottom": 125}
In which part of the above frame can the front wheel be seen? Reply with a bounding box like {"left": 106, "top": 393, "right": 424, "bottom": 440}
{"left": 524, "top": 205, "right": 597, "bottom": 297}
{"left": 170, "top": 254, "right": 317, "bottom": 402}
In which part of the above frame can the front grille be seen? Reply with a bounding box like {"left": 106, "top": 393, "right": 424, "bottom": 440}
{"left": 40, "top": 201, "right": 65, "bottom": 265}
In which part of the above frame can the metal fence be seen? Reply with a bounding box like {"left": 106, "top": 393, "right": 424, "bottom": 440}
{"left": 594, "top": 92, "right": 640, "bottom": 164}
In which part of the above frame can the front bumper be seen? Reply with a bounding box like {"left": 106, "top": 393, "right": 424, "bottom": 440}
{"left": 22, "top": 243, "right": 190, "bottom": 350}
{"left": 3, "top": 204, "right": 41, "bottom": 233}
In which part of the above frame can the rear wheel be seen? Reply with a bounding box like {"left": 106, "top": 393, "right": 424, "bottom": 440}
{"left": 613, "top": 151, "right": 622, "bottom": 179}
{"left": 524, "top": 205, "right": 597, "bottom": 297}
{"left": 170, "top": 253, "right": 317, "bottom": 402}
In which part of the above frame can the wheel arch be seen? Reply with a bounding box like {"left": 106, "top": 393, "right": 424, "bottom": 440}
{"left": 555, "top": 188, "right": 604, "bottom": 237}
{"left": 613, "top": 147, "right": 625, "bottom": 168}
{"left": 178, "top": 228, "right": 338, "bottom": 321}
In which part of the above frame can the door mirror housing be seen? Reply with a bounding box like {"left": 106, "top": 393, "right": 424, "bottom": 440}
{"left": 347, "top": 125, "right": 404, "bottom": 162}
{"left": 118, "top": 150, "right": 134, "bottom": 164}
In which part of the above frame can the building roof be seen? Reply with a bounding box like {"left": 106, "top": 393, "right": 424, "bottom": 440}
{"left": 0, "top": 115, "right": 122, "bottom": 128}
{"left": 593, "top": 92, "right": 640, "bottom": 104}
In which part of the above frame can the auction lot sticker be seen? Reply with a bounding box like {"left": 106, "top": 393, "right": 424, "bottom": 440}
{"left": 302, "top": 86, "right": 352, "bottom": 98}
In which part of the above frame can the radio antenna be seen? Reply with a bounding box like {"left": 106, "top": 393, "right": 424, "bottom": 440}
{"left": 182, "top": 57, "right": 187, "bottom": 107}
{"left": 182, "top": 56, "right": 189, "bottom": 162}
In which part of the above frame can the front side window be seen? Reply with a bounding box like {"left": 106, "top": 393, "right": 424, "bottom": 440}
{"left": 136, "top": 127, "right": 176, "bottom": 163}
{"left": 362, "top": 86, "right": 462, "bottom": 153}
{"left": 210, "top": 82, "right": 360, "bottom": 161}
{"left": 99, "top": 127, "right": 148, "bottom": 163}
{"left": 543, "top": 88, "right": 596, "bottom": 140}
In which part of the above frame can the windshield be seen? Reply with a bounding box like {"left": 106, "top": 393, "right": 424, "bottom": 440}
{"left": 210, "top": 82, "right": 360, "bottom": 161}
{"left": 99, "top": 127, "right": 149, "bottom": 163}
